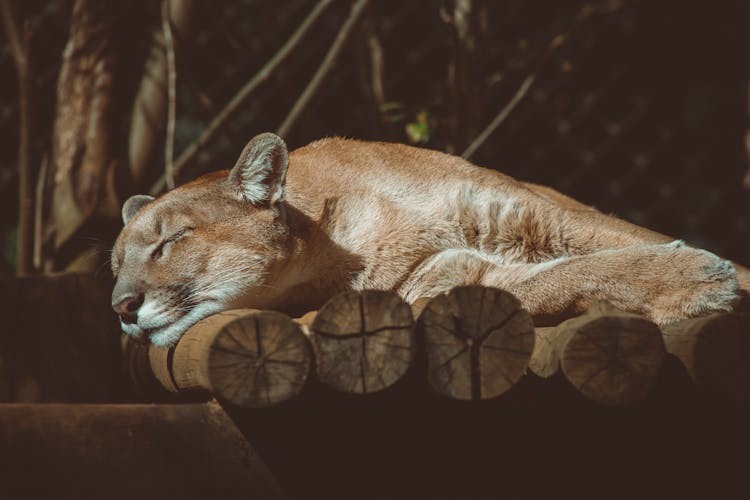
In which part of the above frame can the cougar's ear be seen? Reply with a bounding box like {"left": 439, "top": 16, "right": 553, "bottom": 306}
{"left": 122, "top": 195, "right": 155, "bottom": 224}
{"left": 228, "top": 133, "right": 289, "bottom": 206}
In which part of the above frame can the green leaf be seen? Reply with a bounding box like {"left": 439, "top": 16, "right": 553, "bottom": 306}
{"left": 405, "top": 110, "right": 431, "bottom": 144}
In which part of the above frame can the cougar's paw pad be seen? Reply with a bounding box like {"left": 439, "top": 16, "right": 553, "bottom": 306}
{"left": 653, "top": 246, "right": 739, "bottom": 323}
{"left": 684, "top": 253, "right": 739, "bottom": 314}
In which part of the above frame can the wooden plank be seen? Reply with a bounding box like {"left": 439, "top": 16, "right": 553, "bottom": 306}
{"left": 0, "top": 401, "right": 286, "bottom": 500}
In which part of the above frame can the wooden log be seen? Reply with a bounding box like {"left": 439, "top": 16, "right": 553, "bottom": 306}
{"left": 149, "top": 342, "right": 179, "bottom": 392}
{"left": 174, "top": 309, "right": 313, "bottom": 408}
{"left": 527, "top": 326, "right": 563, "bottom": 379}
{"left": 128, "top": 309, "right": 313, "bottom": 408}
{"left": 410, "top": 296, "right": 432, "bottom": 319}
{"left": 529, "top": 302, "right": 666, "bottom": 406}
{"left": 121, "top": 334, "right": 177, "bottom": 400}
{"left": 0, "top": 401, "right": 285, "bottom": 500}
{"left": 417, "top": 286, "right": 535, "bottom": 400}
{"left": 662, "top": 313, "right": 750, "bottom": 404}
{"left": 302, "top": 290, "right": 416, "bottom": 394}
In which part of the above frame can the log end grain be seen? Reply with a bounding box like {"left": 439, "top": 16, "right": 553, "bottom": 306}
{"left": 311, "top": 290, "right": 416, "bottom": 394}
{"left": 418, "top": 286, "right": 535, "bottom": 401}
{"left": 174, "top": 310, "right": 313, "bottom": 408}
{"left": 664, "top": 313, "right": 750, "bottom": 404}
{"left": 561, "top": 310, "right": 665, "bottom": 406}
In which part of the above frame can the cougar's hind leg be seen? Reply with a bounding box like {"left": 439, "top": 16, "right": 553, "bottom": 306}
{"left": 505, "top": 195, "right": 750, "bottom": 298}
{"left": 491, "top": 242, "right": 740, "bottom": 324}
{"left": 551, "top": 203, "right": 750, "bottom": 295}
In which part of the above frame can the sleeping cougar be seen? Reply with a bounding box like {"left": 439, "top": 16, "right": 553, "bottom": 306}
{"left": 111, "top": 133, "right": 748, "bottom": 346}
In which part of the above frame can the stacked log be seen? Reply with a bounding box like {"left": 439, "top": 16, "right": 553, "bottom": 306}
{"left": 528, "top": 302, "right": 666, "bottom": 406}
{"left": 129, "top": 309, "right": 313, "bottom": 408}
{"left": 7, "top": 275, "right": 749, "bottom": 500}
{"left": 299, "top": 290, "right": 416, "bottom": 394}
{"left": 416, "top": 286, "right": 535, "bottom": 400}
{"left": 124, "top": 286, "right": 749, "bottom": 408}
{"left": 662, "top": 313, "right": 750, "bottom": 404}
{"left": 129, "top": 290, "right": 417, "bottom": 406}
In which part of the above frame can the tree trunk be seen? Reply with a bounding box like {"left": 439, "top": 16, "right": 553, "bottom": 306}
{"left": 50, "top": 0, "right": 118, "bottom": 253}
{"left": 48, "top": 0, "right": 151, "bottom": 271}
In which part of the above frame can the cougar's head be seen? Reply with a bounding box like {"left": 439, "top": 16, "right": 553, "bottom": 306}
{"left": 111, "top": 133, "right": 291, "bottom": 346}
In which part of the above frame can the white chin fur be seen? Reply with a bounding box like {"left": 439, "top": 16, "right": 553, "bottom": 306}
{"left": 145, "top": 300, "right": 225, "bottom": 347}
{"left": 121, "top": 321, "right": 144, "bottom": 338}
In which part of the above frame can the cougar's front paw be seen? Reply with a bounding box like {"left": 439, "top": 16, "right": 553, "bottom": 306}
{"left": 649, "top": 242, "right": 740, "bottom": 324}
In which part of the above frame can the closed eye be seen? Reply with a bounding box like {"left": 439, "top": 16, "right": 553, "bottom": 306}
{"left": 151, "top": 227, "right": 193, "bottom": 260}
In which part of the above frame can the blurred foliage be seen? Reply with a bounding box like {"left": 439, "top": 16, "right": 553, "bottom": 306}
{"left": 406, "top": 111, "right": 432, "bottom": 144}
{"left": 379, "top": 101, "right": 405, "bottom": 124}
{"left": 1, "top": 0, "right": 749, "bottom": 276}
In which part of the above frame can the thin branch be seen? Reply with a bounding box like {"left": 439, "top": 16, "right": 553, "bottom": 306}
{"left": 446, "top": 0, "right": 473, "bottom": 153}
{"left": 744, "top": 81, "right": 750, "bottom": 190}
{"left": 366, "top": 26, "right": 385, "bottom": 106}
{"left": 363, "top": 11, "right": 392, "bottom": 138}
{"left": 277, "top": 0, "right": 370, "bottom": 138}
{"left": 2, "top": 0, "right": 34, "bottom": 275}
{"left": 461, "top": 74, "right": 535, "bottom": 160}
{"left": 461, "top": 1, "right": 623, "bottom": 160}
{"left": 149, "top": 0, "right": 334, "bottom": 196}
{"left": 33, "top": 153, "right": 48, "bottom": 272}
{"left": 0, "top": 0, "right": 25, "bottom": 70}
{"left": 162, "top": 0, "right": 177, "bottom": 190}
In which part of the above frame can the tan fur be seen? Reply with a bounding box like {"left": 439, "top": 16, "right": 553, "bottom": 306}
{"left": 112, "top": 134, "right": 748, "bottom": 345}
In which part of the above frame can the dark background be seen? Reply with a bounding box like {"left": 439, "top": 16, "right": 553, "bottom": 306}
{"left": 1, "top": 0, "right": 749, "bottom": 276}
{"left": 2, "top": 3, "right": 749, "bottom": 498}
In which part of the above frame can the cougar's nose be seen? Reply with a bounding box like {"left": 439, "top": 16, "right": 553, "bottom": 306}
{"left": 112, "top": 293, "right": 145, "bottom": 325}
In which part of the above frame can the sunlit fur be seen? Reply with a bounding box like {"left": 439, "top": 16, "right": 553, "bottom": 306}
{"left": 111, "top": 134, "right": 748, "bottom": 345}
